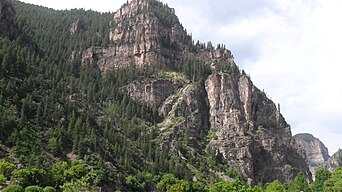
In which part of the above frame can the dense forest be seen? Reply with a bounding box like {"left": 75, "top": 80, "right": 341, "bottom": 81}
{"left": 0, "top": 0, "right": 342, "bottom": 191}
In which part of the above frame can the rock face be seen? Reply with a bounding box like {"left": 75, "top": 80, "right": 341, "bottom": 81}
{"left": 78, "top": 0, "right": 240, "bottom": 73}
{"left": 123, "top": 78, "right": 184, "bottom": 107}
{"left": 294, "top": 133, "right": 330, "bottom": 177}
{"left": 205, "top": 73, "right": 310, "bottom": 182}
{"left": 324, "top": 149, "right": 342, "bottom": 172}
{"left": 69, "top": 19, "right": 82, "bottom": 34}
{"left": 125, "top": 71, "right": 311, "bottom": 183}
{"left": 158, "top": 83, "right": 210, "bottom": 156}
{"left": 81, "top": 0, "right": 188, "bottom": 71}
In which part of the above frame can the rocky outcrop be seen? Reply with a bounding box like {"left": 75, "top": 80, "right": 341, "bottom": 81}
{"left": 294, "top": 133, "right": 330, "bottom": 177}
{"left": 205, "top": 73, "right": 310, "bottom": 183}
{"left": 123, "top": 78, "right": 184, "bottom": 107}
{"left": 79, "top": 0, "right": 241, "bottom": 73}
{"left": 81, "top": 0, "right": 187, "bottom": 71}
{"left": 324, "top": 149, "right": 342, "bottom": 172}
{"left": 70, "top": 19, "right": 82, "bottom": 34}
{"left": 158, "top": 83, "right": 210, "bottom": 159}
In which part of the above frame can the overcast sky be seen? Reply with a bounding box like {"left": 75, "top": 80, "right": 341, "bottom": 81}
{"left": 20, "top": 0, "right": 342, "bottom": 155}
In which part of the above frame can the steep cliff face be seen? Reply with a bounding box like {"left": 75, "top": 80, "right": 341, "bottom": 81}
{"left": 81, "top": 0, "right": 188, "bottom": 71}
{"left": 158, "top": 83, "right": 210, "bottom": 158}
{"left": 205, "top": 73, "right": 310, "bottom": 182}
{"left": 124, "top": 71, "right": 311, "bottom": 183}
{"left": 294, "top": 133, "right": 330, "bottom": 177}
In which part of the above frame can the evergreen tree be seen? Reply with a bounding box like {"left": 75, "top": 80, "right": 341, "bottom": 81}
{"left": 311, "top": 169, "right": 331, "bottom": 192}
{"left": 288, "top": 172, "right": 309, "bottom": 192}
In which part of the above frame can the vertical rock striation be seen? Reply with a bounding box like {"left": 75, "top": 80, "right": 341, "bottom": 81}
{"left": 205, "top": 73, "right": 310, "bottom": 182}
{"left": 81, "top": 0, "right": 188, "bottom": 71}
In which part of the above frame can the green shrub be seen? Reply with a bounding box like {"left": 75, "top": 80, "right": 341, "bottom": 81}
{"left": 0, "top": 160, "right": 16, "bottom": 178}
{"left": 0, "top": 173, "right": 7, "bottom": 184}
{"left": 24, "top": 186, "right": 43, "bottom": 192}
{"left": 42, "top": 186, "right": 56, "bottom": 192}
{"left": 2, "top": 185, "right": 24, "bottom": 192}
{"left": 265, "top": 180, "right": 285, "bottom": 192}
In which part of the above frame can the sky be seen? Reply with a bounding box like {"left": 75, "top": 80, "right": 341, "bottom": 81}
{"left": 20, "top": 0, "right": 342, "bottom": 155}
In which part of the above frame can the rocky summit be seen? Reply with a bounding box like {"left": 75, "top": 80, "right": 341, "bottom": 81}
{"left": 80, "top": 0, "right": 188, "bottom": 71}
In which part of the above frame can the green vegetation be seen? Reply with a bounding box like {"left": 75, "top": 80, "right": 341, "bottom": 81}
{"left": 287, "top": 172, "right": 309, "bottom": 192}
{"left": 2, "top": 185, "right": 24, "bottom": 192}
{"left": 324, "top": 167, "right": 342, "bottom": 192}
{"left": 311, "top": 169, "right": 331, "bottom": 192}
{"left": 42, "top": 187, "right": 56, "bottom": 192}
{"left": 209, "top": 179, "right": 263, "bottom": 192}
{"left": 265, "top": 180, "right": 286, "bottom": 192}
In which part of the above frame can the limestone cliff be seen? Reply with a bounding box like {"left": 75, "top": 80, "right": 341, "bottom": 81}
{"left": 80, "top": 0, "right": 188, "bottom": 71}
{"left": 79, "top": 0, "right": 238, "bottom": 73}
{"left": 205, "top": 73, "right": 310, "bottom": 182}
{"left": 78, "top": 0, "right": 311, "bottom": 183}
{"left": 294, "top": 133, "right": 330, "bottom": 177}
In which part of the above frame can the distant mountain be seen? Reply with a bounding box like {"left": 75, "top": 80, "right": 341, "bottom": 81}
{"left": 294, "top": 133, "right": 330, "bottom": 178}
